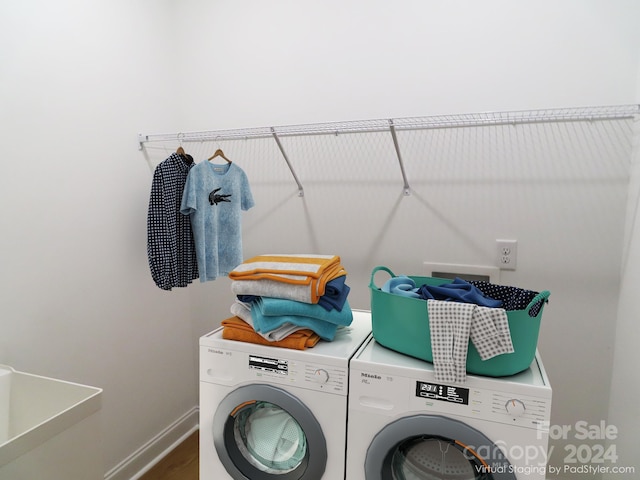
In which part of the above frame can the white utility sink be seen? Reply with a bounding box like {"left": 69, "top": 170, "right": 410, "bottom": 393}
{"left": 0, "top": 365, "right": 103, "bottom": 479}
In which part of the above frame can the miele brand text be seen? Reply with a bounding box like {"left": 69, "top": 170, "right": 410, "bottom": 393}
{"left": 361, "top": 372, "right": 382, "bottom": 380}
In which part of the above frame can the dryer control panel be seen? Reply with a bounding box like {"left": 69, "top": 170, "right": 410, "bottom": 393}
{"left": 416, "top": 381, "right": 469, "bottom": 405}
{"left": 350, "top": 366, "right": 551, "bottom": 431}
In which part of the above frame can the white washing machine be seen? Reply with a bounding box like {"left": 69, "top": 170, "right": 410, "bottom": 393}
{"left": 346, "top": 337, "right": 552, "bottom": 479}
{"left": 200, "top": 309, "right": 372, "bottom": 480}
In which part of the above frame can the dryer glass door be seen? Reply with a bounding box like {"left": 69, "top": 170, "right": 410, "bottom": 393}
{"left": 390, "top": 436, "right": 489, "bottom": 479}
{"left": 365, "top": 415, "right": 515, "bottom": 480}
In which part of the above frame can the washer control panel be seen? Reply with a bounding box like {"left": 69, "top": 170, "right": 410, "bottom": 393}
{"left": 248, "top": 353, "right": 347, "bottom": 393}
{"left": 201, "top": 346, "right": 348, "bottom": 395}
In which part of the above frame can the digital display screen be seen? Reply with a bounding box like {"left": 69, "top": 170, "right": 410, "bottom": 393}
{"left": 416, "top": 381, "right": 469, "bottom": 405}
{"left": 248, "top": 355, "right": 288, "bottom": 375}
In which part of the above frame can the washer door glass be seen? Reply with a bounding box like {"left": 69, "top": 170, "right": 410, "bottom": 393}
{"left": 213, "top": 384, "right": 327, "bottom": 480}
{"left": 233, "top": 401, "right": 307, "bottom": 473}
{"left": 390, "top": 436, "right": 488, "bottom": 479}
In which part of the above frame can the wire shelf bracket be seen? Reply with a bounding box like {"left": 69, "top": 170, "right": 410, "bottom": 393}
{"left": 389, "top": 119, "right": 411, "bottom": 196}
{"left": 271, "top": 127, "right": 304, "bottom": 197}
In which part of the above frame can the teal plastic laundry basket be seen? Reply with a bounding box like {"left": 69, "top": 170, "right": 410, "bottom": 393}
{"left": 369, "top": 266, "right": 550, "bottom": 377}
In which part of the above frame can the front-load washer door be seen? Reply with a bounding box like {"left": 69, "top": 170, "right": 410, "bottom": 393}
{"left": 213, "top": 384, "right": 327, "bottom": 480}
{"left": 365, "top": 415, "right": 515, "bottom": 480}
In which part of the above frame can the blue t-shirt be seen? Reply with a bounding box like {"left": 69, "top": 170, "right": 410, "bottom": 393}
{"left": 180, "top": 161, "right": 254, "bottom": 281}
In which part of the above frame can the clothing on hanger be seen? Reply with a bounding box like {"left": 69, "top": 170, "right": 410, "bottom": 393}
{"left": 147, "top": 152, "right": 198, "bottom": 290}
{"left": 180, "top": 160, "right": 254, "bottom": 281}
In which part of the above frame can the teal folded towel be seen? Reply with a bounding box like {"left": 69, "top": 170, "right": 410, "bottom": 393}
{"left": 254, "top": 297, "right": 353, "bottom": 326}
{"left": 251, "top": 306, "right": 339, "bottom": 341}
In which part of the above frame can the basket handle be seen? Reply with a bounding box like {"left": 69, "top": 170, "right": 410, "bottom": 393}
{"left": 369, "top": 265, "right": 397, "bottom": 289}
{"left": 527, "top": 290, "right": 550, "bottom": 315}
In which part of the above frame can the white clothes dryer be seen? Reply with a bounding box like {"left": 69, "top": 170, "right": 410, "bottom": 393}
{"left": 346, "top": 337, "right": 552, "bottom": 480}
{"left": 200, "top": 310, "right": 372, "bottom": 480}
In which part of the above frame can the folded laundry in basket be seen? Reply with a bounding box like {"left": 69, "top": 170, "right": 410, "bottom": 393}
{"left": 382, "top": 276, "right": 423, "bottom": 298}
{"left": 221, "top": 316, "right": 321, "bottom": 350}
{"left": 469, "top": 281, "right": 543, "bottom": 315}
{"left": 427, "top": 300, "right": 514, "bottom": 383}
{"left": 383, "top": 276, "right": 502, "bottom": 308}
{"left": 229, "top": 254, "right": 347, "bottom": 303}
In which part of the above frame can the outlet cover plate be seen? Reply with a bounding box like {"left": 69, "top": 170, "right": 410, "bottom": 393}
{"left": 496, "top": 239, "right": 517, "bottom": 270}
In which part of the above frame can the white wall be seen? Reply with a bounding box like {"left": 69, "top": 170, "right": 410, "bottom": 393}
{"left": 1, "top": 0, "right": 639, "bottom": 477}
{"left": 0, "top": 0, "right": 199, "bottom": 475}
{"left": 177, "top": 1, "right": 640, "bottom": 477}
{"left": 174, "top": 0, "right": 640, "bottom": 129}
{"left": 603, "top": 57, "right": 640, "bottom": 479}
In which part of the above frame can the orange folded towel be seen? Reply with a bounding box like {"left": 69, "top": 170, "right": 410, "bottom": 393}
{"left": 228, "top": 254, "right": 346, "bottom": 302}
{"left": 221, "top": 316, "right": 321, "bottom": 350}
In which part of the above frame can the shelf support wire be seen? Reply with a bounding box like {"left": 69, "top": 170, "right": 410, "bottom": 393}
{"left": 271, "top": 127, "right": 304, "bottom": 197}
{"left": 389, "top": 119, "right": 411, "bottom": 196}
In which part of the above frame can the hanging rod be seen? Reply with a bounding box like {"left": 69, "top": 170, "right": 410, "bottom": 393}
{"left": 138, "top": 105, "right": 639, "bottom": 147}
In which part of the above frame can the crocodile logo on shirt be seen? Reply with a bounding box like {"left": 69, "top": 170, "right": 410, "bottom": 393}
{"left": 209, "top": 187, "right": 232, "bottom": 205}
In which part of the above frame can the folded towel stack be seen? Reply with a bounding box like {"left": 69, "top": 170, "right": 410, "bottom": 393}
{"left": 224, "top": 254, "right": 352, "bottom": 349}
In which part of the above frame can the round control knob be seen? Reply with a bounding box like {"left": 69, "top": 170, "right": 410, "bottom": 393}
{"left": 313, "top": 369, "right": 329, "bottom": 384}
{"left": 505, "top": 399, "right": 526, "bottom": 417}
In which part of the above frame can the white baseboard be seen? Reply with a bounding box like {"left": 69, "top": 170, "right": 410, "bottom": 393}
{"left": 104, "top": 406, "right": 199, "bottom": 480}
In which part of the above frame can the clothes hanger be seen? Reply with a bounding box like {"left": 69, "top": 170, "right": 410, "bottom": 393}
{"left": 176, "top": 133, "right": 186, "bottom": 155}
{"left": 175, "top": 135, "right": 193, "bottom": 164}
{"left": 208, "top": 148, "right": 232, "bottom": 164}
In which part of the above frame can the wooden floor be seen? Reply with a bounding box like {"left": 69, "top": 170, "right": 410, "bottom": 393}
{"left": 139, "top": 431, "right": 199, "bottom": 480}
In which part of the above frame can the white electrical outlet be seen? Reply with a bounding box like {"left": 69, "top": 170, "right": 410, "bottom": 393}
{"left": 496, "top": 239, "right": 517, "bottom": 270}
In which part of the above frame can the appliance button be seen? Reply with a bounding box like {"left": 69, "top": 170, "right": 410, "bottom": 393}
{"left": 505, "top": 399, "right": 526, "bottom": 417}
{"left": 313, "top": 369, "right": 330, "bottom": 384}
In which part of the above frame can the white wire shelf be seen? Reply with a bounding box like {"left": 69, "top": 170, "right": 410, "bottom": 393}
{"left": 138, "top": 104, "right": 640, "bottom": 197}
{"left": 138, "top": 105, "right": 639, "bottom": 145}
